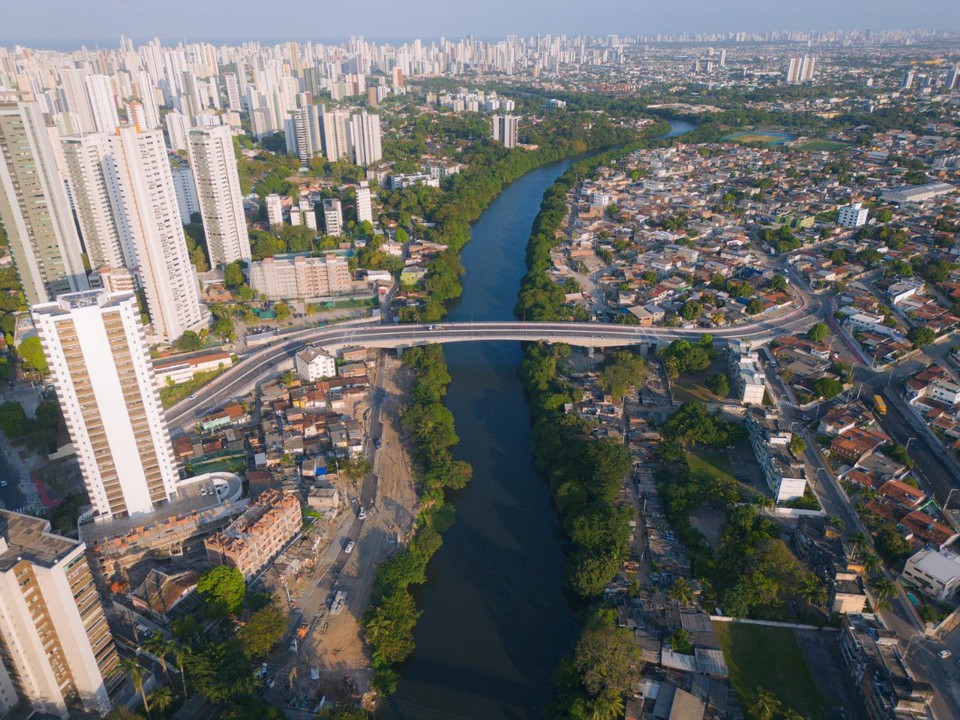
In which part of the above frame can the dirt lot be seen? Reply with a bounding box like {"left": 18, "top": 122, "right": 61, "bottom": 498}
{"left": 302, "top": 353, "right": 419, "bottom": 703}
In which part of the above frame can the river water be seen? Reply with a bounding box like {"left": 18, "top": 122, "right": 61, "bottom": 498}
{"left": 380, "top": 119, "right": 694, "bottom": 720}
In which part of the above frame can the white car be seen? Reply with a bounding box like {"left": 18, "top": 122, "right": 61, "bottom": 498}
{"left": 358, "top": 507, "right": 367, "bottom": 520}
{"left": 0, "top": 481, "right": 7, "bottom": 487}
{"left": 345, "top": 540, "right": 355, "bottom": 554}
{"left": 938, "top": 649, "right": 952, "bottom": 660}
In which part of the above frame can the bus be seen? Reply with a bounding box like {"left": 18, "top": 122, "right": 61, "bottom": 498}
{"left": 874, "top": 394, "right": 887, "bottom": 415}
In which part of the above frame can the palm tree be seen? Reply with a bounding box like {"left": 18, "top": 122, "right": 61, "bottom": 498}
{"left": 589, "top": 690, "right": 625, "bottom": 720}
{"left": 849, "top": 531, "right": 869, "bottom": 557}
{"left": 148, "top": 686, "right": 174, "bottom": 716}
{"left": 669, "top": 577, "right": 694, "bottom": 606}
{"left": 782, "top": 709, "right": 807, "bottom": 720}
{"left": 750, "top": 688, "right": 782, "bottom": 720}
{"left": 120, "top": 657, "right": 151, "bottom": 719}
{"left": 168, "top": 642, "right": 189, "bottom": 698}
{"left": 873, "top": 577, "right": 897, "bottom": 609}
{"left": 861, "top": 551, "right": 882, "bottom": 576}
{"left": 142, "top": 636, "right": 171, "bottom": 680}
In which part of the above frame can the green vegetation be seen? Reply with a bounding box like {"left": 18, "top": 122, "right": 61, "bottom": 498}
{"left": 793, "top": 139, "right": 849, "bottom": 152}
{"left": 908, "top": 326, "right": 936, "bottom": 348}
{"left": 597, "top": 350, "right": 648, "bottom": 402}
{"left": 806, "top": 322, "right": 829, "bottom": 344}
{"left": 0, "top": 399, "right": 62, "bottom": 453}
{"left": 236, "top": 602, "right": 288, "bottom": 660}
{"left": 196, "top": 566, "right": 246, "bottom": 618}
{"left": 714, "top": 622, "right": 825, "bottom": 720}
{"left": 172, "top": 331, "right": 203, "bottom": 353}
{"left": 363, "top": 345, "right": 471, "bottom": 695}
{"left": 658, "top": 336, "right": 717, "bottom": 380}
{"left": 813, "top": 377, "right": 843, "bottom": 400}
{"left": 17, "top": 336, "right": 47, "bottom": 374}
{"left": 706, "top": 372, "right": 730, "bottom": 398}
{"left": 159, "top": 368, "right": 227, "bottom": 408}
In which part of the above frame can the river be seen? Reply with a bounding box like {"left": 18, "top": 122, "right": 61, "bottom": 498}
{"left": 380, "top": 119, "right": 694, "bottom": 720}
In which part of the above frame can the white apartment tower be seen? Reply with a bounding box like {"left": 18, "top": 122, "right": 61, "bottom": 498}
{"left": 32, "top": 290, "right": 180, "bottom": 520}
{"left": 60, "top": 126, "right": 206, "bottom": 341}
{"left": 838, "top": 202, "right": 869, "bottom": 228}
{"left": 0, "top": 510, "right": 118, "bottom": 718}
{"left": 83, "top": 75, "right": 119, "bottom": 134}
{"left": 165, "top": 110, "right": 190, "bottom": 152}
{"left": 58, "top": 67, "right": 94, "bottom": 134}
{"left": 224, "top": 72, "right": 242, "bottom": 112}
{"left": 348, "top": 111, "right": 382, "bottom": 166}
{"left": 186, "top": 126, "right": 252, "bottom": 265}
{"left": 322, "top": 109, "right": 350, "bottom": 162}
{"left": 171, "top": 162, "right": 201, "bottom": 221}
{"left": 125, "top": 100, "right": 147, "bottom": 130}
{"left": 0, "top": 101, "right": 88, "bottom": 306}
{"left": 356, "top": 181, "right": 373, "bottom": 225}
{"left": 786, "top": 56, "right": 816, "bottom": 84}
{"left": 492, "top": 115, "right": 519, "bottom": 148}
{"left": 286, "top": 105, "right": 323, "bottom": 163}
{"left": 323, "top": 198, "right": 343, "bottom": 236}
{"left": 265, "top": 193, "right": 284, "bottom": 228}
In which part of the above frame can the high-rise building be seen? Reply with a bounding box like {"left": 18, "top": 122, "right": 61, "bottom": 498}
{"left": 32, "top": 290, "right": 180, "bottom": 520}
{"left": 0, "top": 509, "right": 118, "bottom": 718}
{"left": 0, "top": 101, "right": 88, "bottom": 306}
{"left": 348, "top": 111, "right": 382, "bottom": 166}
{"left": 171, "top": 161, "right": 201, "bottom": 222}
{"left": 492, "top": 114, "right": 519, "bottom": 148}
{"left": 299, "top": 200, "right": 317, "bottom": 230}
{"left": 186, "top": 126, "right": 252, "bottom": 265}
{"left": 136, "top": 71, "right": 161, "bottom": 130}
{"left": 60, "top": 127, "right": 206, "bottom": 341}
{"left": 901, "top": 71, "right": 916, "bottom": 90}
{"left": 838, "top": 202, "right": 869, "bottom": 228}
{"left": 786, "top": 56, "right": 816, "bottom": 84}
{"left": 84, "top": 74, "right": 119, "bottom": 133}
{"left": 321, "top": 109, "right": 350, "bottom": 162}
{"left": 224, "top": 72, "right": 242, "bottom": 112}
{"left": 265, "top": 193, "right": 283, "bottom": 228}
{"left": 356, "top": 181, "right": 373, "bottom": 225}
{"left": 125, "top": 100, "right": 147, "bottom": 130}
{"left": 58, "top": 66, "right": 94, "bottom": 134}
{"left": 285, "top": 104, "right": 323, "bottom": 163}
{"left": 165, "top": 110, "right": 190, "bottom": 152}
{"left": 323, "top": 198, "right": 343, "bottom": 236}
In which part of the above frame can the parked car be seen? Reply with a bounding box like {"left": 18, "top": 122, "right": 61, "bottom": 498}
{"left": 938, "top": 649, "right": 952, "bottom": 660}
{"left": 345, "top": 540, "right": 355, "bottom": 554}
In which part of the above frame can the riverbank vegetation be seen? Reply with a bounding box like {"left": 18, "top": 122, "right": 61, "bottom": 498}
{"left": 362, "top": 344, "right": 471, "bottom": 696}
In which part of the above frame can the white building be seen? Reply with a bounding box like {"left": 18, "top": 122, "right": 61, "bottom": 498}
{"left": 299, "top": 200, "right": 317, "bottom": 230}
{"left": 32, "top": 291, "right": 180, "bottom": 520}
{"left": 837, "top": 202, "right": 869, "bottom": 228}
{"left": 265, "top": 193, "right": 283, "bottom": 228}
{"left": 348, "top": 111, "right": 382, "bottom": 166}
{"left": 295, "top": 347, "right": 337, "bottom": 382}
{"left": 83, "top": 74, "right": 119, "bottom": 134}
{"left": 786, "top": 55, "right": 816, "bottom": 83}
{"left": 187, "top": 126, "right": 252, "bottom": 265}
{"left": 728, "top": 340, "right": 766, "bottom": 405}
{"left": 0, "top": 510, "right": 118, "bottom": 718}
{"left": 249, "top": 255, "right": 352, "bottom": 299}
{"left": 58, "top": 66, "right": 94, "bottom": 134}
{"left": 746, "top": 409, "right": 808, "bottom": 503}
{"left": 902, "top": 548, "right": 960, "bottom": 602}
{"left": 321, "top": 109, "right": 350, "bottom": 162}
{"left": 880, "top": 183, "right": 956, "bottom": 204}
{"left": 492, "top": 115, "right": 519, "bottom": 148}
{"left": 356, "top": 181, "right": 373, "bottom": 225}
{"left": 61, "top": 126, "right": 206, "bottom": 341}
{"left": 125, "top": 100, "right": 147, "bottom": 131}
{"left": 224, "top": 72, "right": 241, "bottom": 112}
{"left": 323, "top": 198, "right": 343, "bottom": 236}
{"left": 286, "top": 104, "right": 323, "bottom": 163}
{"left": 0, "top": 101, "right": 89, "bottom": 306}
{"left": 164, "top": 110, "right": 190, "bottom": 152}
{"left": 171, "top": 162, "right": 201, "bottom": 222}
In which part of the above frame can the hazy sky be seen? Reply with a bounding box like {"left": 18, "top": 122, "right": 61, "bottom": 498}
{"left": 1, "top": 0, "right": 957, "bottom": 47}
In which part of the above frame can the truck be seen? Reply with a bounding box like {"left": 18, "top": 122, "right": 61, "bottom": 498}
{"left": 873, "top": 394, "right": 887, "bottom": 415}
{"left": 296, "top": 622, "right": 309, "bottom": 639}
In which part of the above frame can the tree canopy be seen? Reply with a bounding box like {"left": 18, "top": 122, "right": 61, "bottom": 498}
{"left": 197, "top": 566, "right": 246, "bottom": 618}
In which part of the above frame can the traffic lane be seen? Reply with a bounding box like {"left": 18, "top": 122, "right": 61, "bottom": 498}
{"left": 905, "top": 640, "right": 960, "bottom": 720}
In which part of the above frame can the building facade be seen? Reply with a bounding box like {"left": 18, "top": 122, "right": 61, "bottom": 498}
{"left": 0, "top": 100, "right": 88, "bottom": 306}
{"left": 348, "top": 111, "right": 382, "bottom": 166}
{"left": 356, "top": 181, "right": 373, "bottom": 225}
{"left": 32, "top": 291, "right": 179, "bottom": 520}
{"left": 295, "top": 347, "right": 337, "bottom": 382}
{"left": 186, "top": 125, "right": 252, "bottom": 265}
{"left": 492, "top": 114, "right": 519, "bottom": 148}
{"left": 0, "top": 510, "right": 118, "bottom": 718}
{"left": 323, "top": 198, "right": 343, "bottom": 236}
{"left": 249, "top": 254, "right": 352, "bottom": 299}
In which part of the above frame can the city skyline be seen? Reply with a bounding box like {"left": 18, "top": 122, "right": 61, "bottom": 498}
{"left": 0, "top": 0, "right": 957, "bottom": 47}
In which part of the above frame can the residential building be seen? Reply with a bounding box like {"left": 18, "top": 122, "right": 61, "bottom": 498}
{"left": 323, "top": 198, "right": 343, "bottom": 236}
{"left": 249, "top": 254, "right": 352, "bottom": 299}
{"left": 901, "top": 548, "right": 960, "bottom": 602}
{"left": 838, "top": 202, "right": 869, "bottom": 228}
{"left": 727, "top": 339, "right": 766, "bottom": 405}
{"left": 492, "top": 114, "right": 519, "bottom": 148}
{"left": 224, "top": 72, "right": 241, "bottom": 112}
{"left": 348, "top": 111, "right": 382, "bottom": 166}
{"left": 0, "top": 510, "right": 118, "bottom": 718}
{"left": 32, "top": 290, "right": 179, "bottom": 520}
{"left": 125, "top": 100, "right": 147, "bottom": 131}
{"left": 84, "top": 74, "right": 119, "bottom": 134}
{"left": 205, "top": 489, "right": 302, "bottom": 579}
{"left": 170, "top": 161, "right": 201, "bottom": 221}
{"left": 265, "top": 193, "right": 283, "bottom": 228}
{"left": 0, "top": 100, "right": 88, "bottom": 305}
{"left": 321, "top": 108, "right": 350, "bottom": 161}
{"left": 356, "top": 181, "right": 373, "bottom": 225}
{"left": 187, "top": 126, "right": 252, "bottom": 265}
{"left": 745, "top": 409, "right": 807, "bottom": 503}
{"left": 164, "top": 110, "right": 190, "bottom": 152}
{"left": 786, "top": 55, "right": 816, "bottom": 83}
{"left": 153, "top": 350, "right": 233, "bottom": 385}
{"left": 295, "top": 347, "right": 337, "bottom": 382}
{"left": 58, "top": 66, "right": 94, "bottom": 133}
{"left": 60, "top": 126, "right": 206, "bottom": 341}
{"left": 285, "top": 104, "right": 323, "bottom": 163}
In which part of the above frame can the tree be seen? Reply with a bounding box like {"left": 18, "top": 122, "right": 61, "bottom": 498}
{"left": 0, "top": 400, "right": 26, "bottom": 438}
{"left": 745, "top": 298, "right": 764, "bottom": 315}
{"left": 789, "top": 433, "right": 806, "bottom": 456}
{"left": 680, "top": 300, "right": 702, "bottom": 321}
{"left": 17, "top": 336, "right": 47, "bottom": 374}
{"left": 806, "top": 322, "right": 829, "bottom": 344}
{"left": 196, "top": 565, "right": 246, "bottom": 618}
{"left": 363, "top": 588, "right": 420, "bottom": 667}
{"left": 669, "top": 628, "right": 693, "bottom": 654}
{"left": 211, "top": 316, "right": 235, "bottom": 340}
{"left": 750, "top": 688, "right": 782, "bottom": 720}
{"left": 907, "top": 326, "right": 935, "bottom": 349}
{"left": 237, "top": 603, "right": 288, "bottom": 659}
{"left": 706, "top": 373, "right": 729, "bottom": 398}
{"left": 223, "top": 261, "right": 246, "bottom": 289}
{"left": 185, "top": 640, "right": 256, "bottom": 702}
{"left": 877, "top": 208, "right": 893, "bottom": 223}
{"left": 148, "top": 686, "right": 174, "bottom": 716}
{"left": 172, "top": 331, "right": 203, "bottom": 353}
{"left": 669, "top": 577, "right": 694, "bottom": 606}
{"left": 169, "top": 641, "right": 190, "bottom": 697}
{"left": 142, "top": 636, "right": 171, "bottom": 680}
{"left": 273, "top": 302, "right": 291, "bottom": 323}
{"left": 597, "top": 351, "right": 647, "bottom": 402}
{"left": 121, "top": 657, "right": 151, "bottom": 719}
{"left": 872, "top": 577, "right": 897, "bottom": 609}
{"left": 813, "top": 377, "right": 843, "bottom": 400}
{"left": 573, "top": 613, "right": 640, "bottom": 707}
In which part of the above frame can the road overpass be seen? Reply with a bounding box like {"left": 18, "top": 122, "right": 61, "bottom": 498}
{"left": 165, "top": 309, "right": 815, "bottom": 430}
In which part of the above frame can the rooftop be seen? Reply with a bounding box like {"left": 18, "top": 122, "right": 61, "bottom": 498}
{"left": 0, "top": 509, "right": 79, "bottom": 571}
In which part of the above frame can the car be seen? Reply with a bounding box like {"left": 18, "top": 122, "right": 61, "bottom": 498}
{"left": 345, "top": 540, "right": 355, "bottom": 554}
{"left": 802, "top": 415, "right": 811, "bottom": 421}
{"left": 200, "top": 486, "right": 207, "bottom": 496}
{"left": 938, "top": 649, "right": 952, "bottom": 660}
{"left": 358, "top": 507, "right": 367, "bottom": 520}
{"left": 188, "top": 393, "right": 197, "bottom": 400}
{"left": 0, "top": 481, "right": 7, "bottom": 487}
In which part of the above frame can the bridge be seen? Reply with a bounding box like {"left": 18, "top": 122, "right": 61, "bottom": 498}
{"left": 166, "top": 312, "right": 813, "bottom": 430}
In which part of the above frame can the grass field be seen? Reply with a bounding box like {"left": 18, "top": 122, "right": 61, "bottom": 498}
{"left": 714, "top": 622, "right": 826, "bottom": 720}
{"left": 159, "top": 368, "right": 226, "bottom": 408}
{"left": 723, "top": 131, "right": 795, "bottom": 146}
{"left": 794, "top": 139, "right": 850, "bottom": 152}
{"left": 686, "top": 449, "right": 736, "bottom": 484}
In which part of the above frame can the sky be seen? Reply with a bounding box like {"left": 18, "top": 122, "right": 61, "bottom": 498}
{"left": 0, "top": 0, "right": 957, "bottom": 48}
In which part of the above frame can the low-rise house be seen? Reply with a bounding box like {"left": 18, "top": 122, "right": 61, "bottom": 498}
{"left": 901, "top": 548, "right": 960, "bottom": 602}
